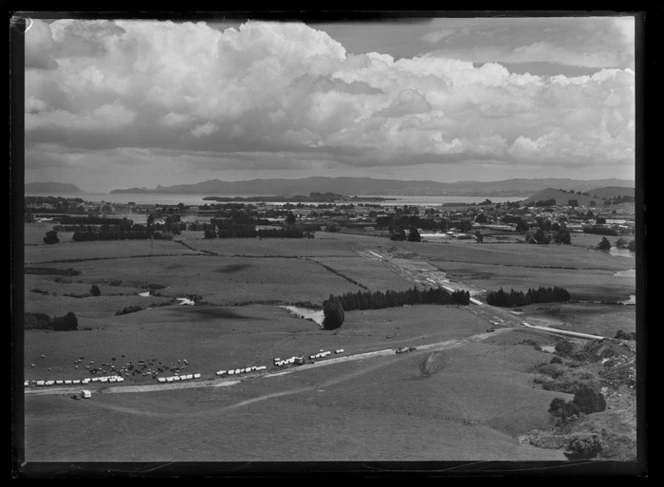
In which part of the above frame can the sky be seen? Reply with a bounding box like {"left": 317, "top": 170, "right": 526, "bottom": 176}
{"left": 23, "top": 15, "right": 636, "bottom": 193}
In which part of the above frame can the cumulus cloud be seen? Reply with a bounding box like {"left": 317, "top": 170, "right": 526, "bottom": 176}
{"left": 24, "top": 18, "right": 635, "bottom": 180}
{"left": 421, "top": 17, "right": 634, "bottom": 69}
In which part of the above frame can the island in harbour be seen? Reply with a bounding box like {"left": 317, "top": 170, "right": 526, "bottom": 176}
{"left": 202, "top": 192, "right": 395, "bottom": 203}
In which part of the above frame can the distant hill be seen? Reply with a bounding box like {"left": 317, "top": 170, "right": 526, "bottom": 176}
{"left": 25, "top": 182, "right": 84, "bottom": 194}
{"left": 523, "top": 187, "right": 635, "bottom": 206}
{"left": 111, "top": 177, "right": 634, "bottom": 197}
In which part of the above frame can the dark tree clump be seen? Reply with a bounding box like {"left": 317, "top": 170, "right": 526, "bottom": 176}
{"left": 555, "top": 340, "right": 574, "bottom": 356}
{"left": 407, "top": 226, "right": 421, "bottom": 242}
{"left": 322, "top": 295, "right": 345, "bottom": 330}
{"left": 597, "top": 237, "right": 612, "bottom": 251}
{"left": 43, "top": 230, "right": 60, "bottom": 244}
{"left": 51, "top": 312, "right": 78, "bottom": 331}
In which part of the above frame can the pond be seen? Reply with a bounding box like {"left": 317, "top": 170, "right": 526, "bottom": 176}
{"left": 138, "top": 291, "right": 150, "bottom": 297}
{"left": 281, "top": 306, "right": 324, "bottom": 327}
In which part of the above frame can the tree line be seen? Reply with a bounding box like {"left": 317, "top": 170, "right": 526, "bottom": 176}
{"left": 59, "top": 215, "right": 133, "bottom": 225}
{"left": 330, "top": 286, "right": 470, "bottom": 312}
{"left": 321, "top": 287, "right": 471, "bottom": 330}
{"left": 71, "top": 230, "right": 173, "bottom": 241}
{"left": 486, "top": 286, "right": 571, "bottom": 307}
{"left": 204, "top": 227, "right": 314, "bottom": 239}
{"left": 24, "top": 311, "right": 78, "bottom": 331}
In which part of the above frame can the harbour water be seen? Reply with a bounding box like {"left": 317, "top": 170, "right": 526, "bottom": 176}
{"left": 27, "top": 193, "right": 525, "bottom": 207}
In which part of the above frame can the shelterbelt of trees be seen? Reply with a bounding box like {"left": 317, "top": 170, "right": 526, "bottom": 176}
{"left": 486, "top": 286, "right": 571, "bottom": 308}
{"left": 321, "top": 287, "right": 471, "bottom": 330}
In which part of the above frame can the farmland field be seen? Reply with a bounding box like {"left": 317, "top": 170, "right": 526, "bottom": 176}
{"left": 21, "top": 227, "right": 637, "bottom": 463}
{"left": 24, "top": 330, "right": 567, "bottom": 462}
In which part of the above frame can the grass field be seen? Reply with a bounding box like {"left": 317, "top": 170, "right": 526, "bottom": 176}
{"left": 177, "top": 230, "right": 376, "bottom": 257}
{"left": 24, "top": 304, "right": 489, "bottom": 384}
{"left": 24, "top": 328, "right": 567, "bottom": 462}
{"left": 374, "top": 239, "right": 635, "bottom": 271}
{"left": 21, "top": 227, "right": 637, "bottom": 463}
{"left": 518, "top": 302, "right": 636, "bottom": 337}
{"left": 310, "top": 256, "right": 416, "bottom": 291}
{"left": 25, "top": 237, "right": 196, "bottom": 264}
{"left": 437, "top": 261, "right": 635, "bottom": 302}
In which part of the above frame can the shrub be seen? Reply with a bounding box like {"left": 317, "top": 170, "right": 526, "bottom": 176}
{"left": 564, "top": 434, "right": 603, "bottom": 460}
{"left": 24, "top": 312, "right": 53, "bottom": 330}
{"left": 51, "top": 312, "right": 78, "bottom": 331}
{"left": 597, "top": 237, "right": 612, "bottom": 250}
{"left": 548, "top": 397, "right": 582, "bottom": 423}
{"left": 115, "top": 305, "right": 144, "bottom": 316}
{"left": 555, "top": 340, "right": 574, "bottom": 356}
{"left": 572, "top": 383, "right": 607, "bottom": 415}
{"left": 550, "top": 356, "right": 563, "bottom": 364}
{"left": 536, "top": 363, "right": 565, "bottom": 379}
{"left": 43, "top": 230, "right": 60, "bottom": 245}
{"left": 615, "top": 329, "right": 636, "bottom": 341}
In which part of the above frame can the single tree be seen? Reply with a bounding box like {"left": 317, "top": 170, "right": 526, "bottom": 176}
{"left": 597, "top": 237, "right": 612, "bottom": 251}
{"left": 554, "top": 229, "right": 571, "bottom": 245}
{"left": 43, "top": 230, "right": 59, "bottom": 245}
{"left": 475, "top": 213, "right": 487, "bottom": 224}
{"left": 51, "top": 311, "right": 78, "bottom": 331}
{"left": 475, "top": 231, "right": 484, "bottom": 243}
{"left": 285, "top": 211, "right": 297, "bottom": 226}
{"left": 407, "top": 227, "right": 422, "bottom": 242}
{"left": 615, "top": 237, "right": 628, "bottom": 249}
{"left": 90, "top": 284, "right": 101, "bottom": 296}
{"left": 322, "top": 295, "right": 345, "bottom": 330}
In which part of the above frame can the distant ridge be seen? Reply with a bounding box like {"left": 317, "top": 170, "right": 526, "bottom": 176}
{"left": 110, "top": 177, "right": 634, "bottom": 197}
{"left": 523, "top": 186, "right": 635, "bottom": 205}
{"left": 25, "top": 182, "right": 84, "bottom": 194}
